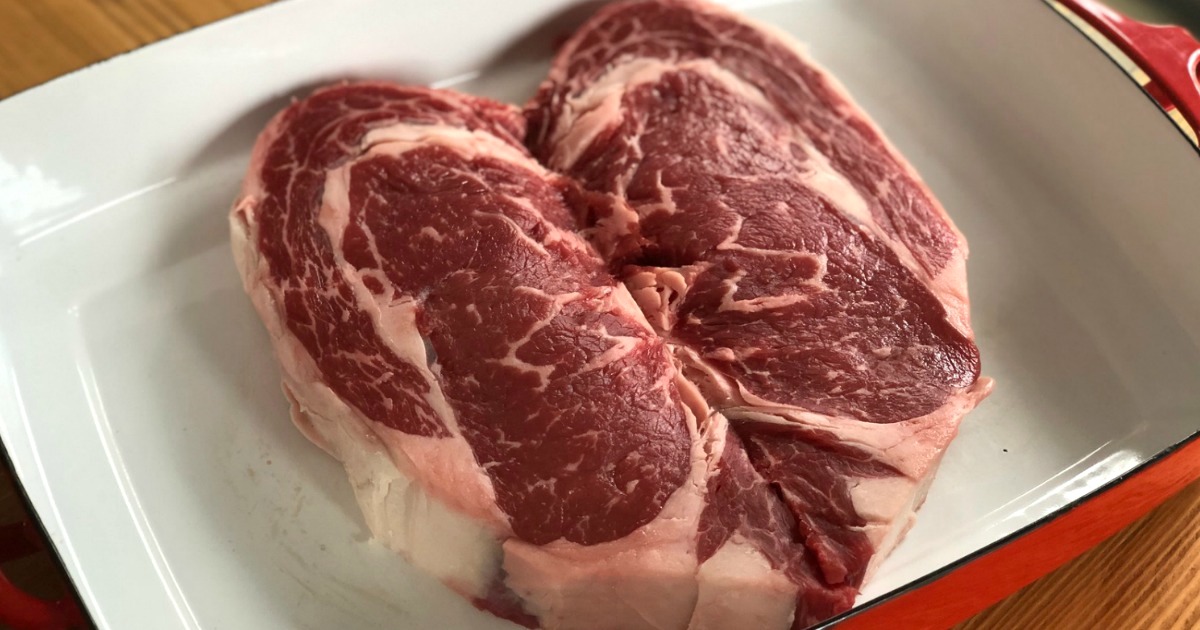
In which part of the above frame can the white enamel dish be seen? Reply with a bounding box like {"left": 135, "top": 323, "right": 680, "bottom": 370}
{"left": 1, "top": 1, "right": 1198, "bottom": 628}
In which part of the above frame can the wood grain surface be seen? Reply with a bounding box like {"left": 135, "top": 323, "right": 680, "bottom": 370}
{"left": 1, "top": 1, "right": 1198, "bottom": 629}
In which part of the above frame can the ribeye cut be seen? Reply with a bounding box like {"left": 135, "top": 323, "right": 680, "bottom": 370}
{"left": 526, "top": 0, "right": 992, "bottom": 625}
{"left": 231, "top": 83, "right": 715, "bottom": 628}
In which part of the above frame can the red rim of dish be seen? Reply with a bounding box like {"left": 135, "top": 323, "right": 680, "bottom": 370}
{"left": 1056, "top": 0, "right": 1200, "bottom": 144}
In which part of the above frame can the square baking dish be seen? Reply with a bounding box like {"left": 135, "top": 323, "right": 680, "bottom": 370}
{"left": 0, "top": 1, "right": 1197, "bottom": 627}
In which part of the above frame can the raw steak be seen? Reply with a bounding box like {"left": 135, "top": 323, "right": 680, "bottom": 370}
{"left": 526, "top": 0, "right": 992, "bottom": 625}
{"left": 231, "top": 83, "right": 716, "bottom": 628}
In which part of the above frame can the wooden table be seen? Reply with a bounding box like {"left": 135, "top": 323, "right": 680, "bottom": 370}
{"left": 1, "top": 1, "right": 1197, "bottom": 628}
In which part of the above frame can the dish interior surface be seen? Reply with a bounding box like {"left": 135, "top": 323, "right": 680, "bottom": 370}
{"left": 0, "top": 0, "right": 1198, "bottom": 627}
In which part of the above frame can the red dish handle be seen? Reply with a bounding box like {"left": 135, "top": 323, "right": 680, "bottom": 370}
{"left": 0, "top": 522, "right": 84, "bottom": 630}
{"left": 1057, "top": 0, "right": 1200, "bottom": 139}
